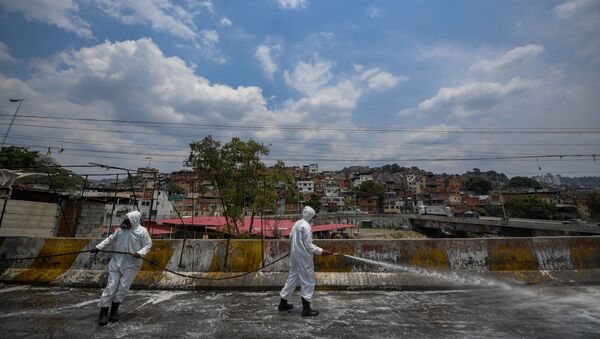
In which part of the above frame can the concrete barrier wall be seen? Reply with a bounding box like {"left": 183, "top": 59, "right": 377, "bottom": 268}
{"left": 2, "top": 236, "right": 600, "bottom": 290}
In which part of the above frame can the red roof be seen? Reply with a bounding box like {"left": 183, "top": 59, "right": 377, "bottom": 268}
{"left": 102, "top": 225, "right": 176, "bottom": 236}
{"left": 148, "top": 216, "right": 355, "bottom": 237}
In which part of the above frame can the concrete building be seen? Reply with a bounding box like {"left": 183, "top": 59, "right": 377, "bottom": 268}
{"left": 353, "top": 173, "right": 374, "bottom": 188}
{"left": 297, "top": 179, "right": 314, "bottom": 194}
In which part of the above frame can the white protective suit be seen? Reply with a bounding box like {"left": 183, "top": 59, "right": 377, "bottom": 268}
{"left": 280, "top": 206, "right": 323, "bottom": 302}
{"left": 96, "top": 211, "right": 152, "bottom": 307}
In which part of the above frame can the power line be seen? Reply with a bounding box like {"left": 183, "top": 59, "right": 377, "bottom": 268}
{"left": 10, "top": 134, "right": 600, "bottom": 153}
{"left": 7, "top": 124, "right": 600, "bottom": 159}
{"left": 3, "top": 114, "right": 600, "bottom": 134}
{"left": 9, "top": 142, "right": 598, "bottom": 160}
{"left": 9, "top": 142, "right": 599, "bottom": 163}
{"left": 10, "top": 135, "right": 561, "bottom": 158}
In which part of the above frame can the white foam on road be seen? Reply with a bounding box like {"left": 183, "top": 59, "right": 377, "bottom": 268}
{"left": 0, "top": 297, "right": 98, "bottom": 318}
{"left": 0, "top": 285, "right": 31, "bottom": 294}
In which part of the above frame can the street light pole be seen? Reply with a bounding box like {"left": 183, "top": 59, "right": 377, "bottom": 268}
{"left": 1, "top": 99, "right": 24, "bottom": 150}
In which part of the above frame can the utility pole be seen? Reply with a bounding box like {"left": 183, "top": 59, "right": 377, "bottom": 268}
{"left": 496, "top": 177, "right": 508, "bottom": 225}
{"left": 1, "top": 99, "right": 24, "bottom": 150}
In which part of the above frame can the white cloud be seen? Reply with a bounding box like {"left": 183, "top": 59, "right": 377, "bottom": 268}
{"left": 186, "top": 0, "right": 214, "bottom": 14}
{"left": 469, "top": 44, "right": 544, "bottom": 73}
{"left": 367, "top": 7, "right": 382, "bottom": 19}
{"left": 19, "top": 38, "right": 267, "bottom": 131}
{"left": 288, "top": 80, "right": 361, "bottom": 116}
{"left": 555, "top": 0, "right": 600, "bottom": 31}
{"left": 418, "top": 77, "right": 539, "bottom": 117}
{"left": 357, "top": 66, "right": 408, "bottom": 91}
{"left": 201, "top": 30, "right": 219, "bottom": 44}
{"left": 2, "top": 38, "right": 378, "bottom": 171}
{"left": 283, "top": 55, "right": 335, "bottom": 94}
{"left": 220, "top": 17, "right": 232, "bottom": 27}
{"left": 554, "top": 0, "right": 597, "bottom": 18}
{"left": 196, "top": 30, "right": 226, "bottom": 64}
{"left": 0, "top": 0, "right": 92, "bottom": 38}
{"left": 255, "top": 44, "right": 282, "bottom": 80}
{"left": 0, "top": 42, "right": 16, "bottom": 63}
{"left": 94, "top": 0, "right": 198, "bottom": 40}
{"left": 276, "top": 0, "right": 308, "bottom": 10}
{"left": 0, "top": 38, "right": 278, "bottom": 170}
{"left": 554, "top": 0, "right": 600, "bottom": 63}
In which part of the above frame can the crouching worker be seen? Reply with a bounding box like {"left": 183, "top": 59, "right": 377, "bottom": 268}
{"left": 91, "top": 211, "right": 152, "bottom": 325}
{"left": 279, "top": 206, "right": 330, "bottom": 316}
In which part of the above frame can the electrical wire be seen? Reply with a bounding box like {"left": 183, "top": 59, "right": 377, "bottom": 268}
{"left": 0, "top": 249, "right": 290, "bottom": 281}
{"left": 3, "top": 114, "right": 600, "bottom": 135}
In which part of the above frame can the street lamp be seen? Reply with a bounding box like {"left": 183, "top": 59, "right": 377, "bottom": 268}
{"left": 145, "top": 156, "right": 152, "bottom": 168}
{"left": 1, "top": 99, "right": 24, "bottom": 151}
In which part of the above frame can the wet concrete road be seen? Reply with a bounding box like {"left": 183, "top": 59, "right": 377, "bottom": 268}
{"left": 1, "top": 285, "right": 600, "bottom": 338}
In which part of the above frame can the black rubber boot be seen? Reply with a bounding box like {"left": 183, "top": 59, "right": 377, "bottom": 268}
{"left": 278, "top": 298, "right": 293, "bottom": 311}
{"left": 301, "top": 297, "right": 319, "bottom": 316}
{"left": 98, "top": 307, "right": 109, "bottom": 325}
{"left": 109, "top": 303, "right": 120, "bottom": 322}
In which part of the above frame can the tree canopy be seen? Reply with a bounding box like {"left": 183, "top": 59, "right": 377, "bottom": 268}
{"left": 185, "top": 136, "right": 292, "bottom": 236}
{"left": 462, "top": 176, "right": 493, "bottom": 195}
{"left": 0, "top": 146, "right": 81, "bottom": 190}
{"left": 507, "top": 176, "right": 542, "bottom": 189}
{"left": 357, "top": 180, "right": 385, "bottom": 213}
{"left": 0, "top": 146, "right": 39, "bottom": 169}
{"left": 505, "top": 195, "right": 556, "bottom": 219}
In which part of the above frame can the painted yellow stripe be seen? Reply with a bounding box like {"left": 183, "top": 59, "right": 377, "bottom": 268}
{"left": 488, "top": 240, "right": 538, "bottom": 271}
{"left": 224, "top": 240, "right": 263, "bottom": 272}
{"left": 570, "top": 238, "right": 600, "bottom": 270}
{"left": 139, "top": 240, "right": 177, "bottom": 272}
{"left": 316, "top": 241, "right": 354, "bottom": 272}
{"left": 14, "top": 238, "right": 89, "bottom": 283}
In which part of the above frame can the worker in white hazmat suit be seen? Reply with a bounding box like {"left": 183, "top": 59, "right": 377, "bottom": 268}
{"left": 91, "top": 210, "right": 152, "bottom": 325}
{"left": 279, "top": 206, "right": 331, "bottom": 316}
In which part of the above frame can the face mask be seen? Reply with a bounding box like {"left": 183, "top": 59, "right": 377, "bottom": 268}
{"left": 120, "top": 219, "right": 131, "bottom": 229}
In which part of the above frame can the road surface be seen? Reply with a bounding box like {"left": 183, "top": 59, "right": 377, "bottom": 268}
{"left": 1, "top": 284, "right": 600, "bottom": 338}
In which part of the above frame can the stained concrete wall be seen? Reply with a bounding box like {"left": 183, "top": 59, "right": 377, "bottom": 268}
{"left": 74, "top": 201, "right": 106, "bottom": 237}
{"left": 0, "top": 200, "right": 58, "bottom": 237}
{"left": 2, "top": 236, "right": 600, "bottom": 290}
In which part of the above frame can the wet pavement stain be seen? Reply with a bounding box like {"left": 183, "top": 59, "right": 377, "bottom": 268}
{"left": 1, "top": 285, "right": 600, "bottom": 338}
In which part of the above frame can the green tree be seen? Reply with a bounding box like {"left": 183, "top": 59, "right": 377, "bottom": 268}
{"left": 308, "top": 194, "right": 321, "bottom": 213}
{"left": 166, "top": 182, "right": 184, "bottom": 195}
{"left": 185, "top": 136, "right": 277, "bottom": 237}
{"left": 37, "top": 156, "right": 83, "bottom": 190}
{"left": 250, "top": 160, "right": 294, "bottom": 224}
{"left": 507, "top": 176, "right": 541, "bottom": 189}
{"left": 505, "top": 195, "right": 556, "bottom": 219}
{"left": 381, "top": 163, "right": 401, "bottom": 173}
{"left": 344, "top": 196, "right": 355, "bottom": 210}
{"left": 0, "top": 146, "right": 81, "bottom": 190}
{"left": 0, "top": 146, "right": 39, "bottom": 169}
{"left": 463, "top": 176, "right": 492, "bottom": 194}
{"left": 357, "top": 180, "right": 385, "bottom": 213}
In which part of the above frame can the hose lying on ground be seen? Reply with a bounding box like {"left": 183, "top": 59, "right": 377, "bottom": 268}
{"left": 0, "top": 249, "right": 290, "bottom": 281}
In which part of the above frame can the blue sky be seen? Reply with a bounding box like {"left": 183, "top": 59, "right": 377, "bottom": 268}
{"left": 0, "top": 0, "right": 599, "bottom": 177}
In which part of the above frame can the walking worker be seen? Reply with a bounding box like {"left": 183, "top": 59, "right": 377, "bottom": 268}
{"left": 279, "top": 205, "right": 331, "bottom": 316}
{"left": 91, "top": 210, "right": 152, "bottom": 325}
